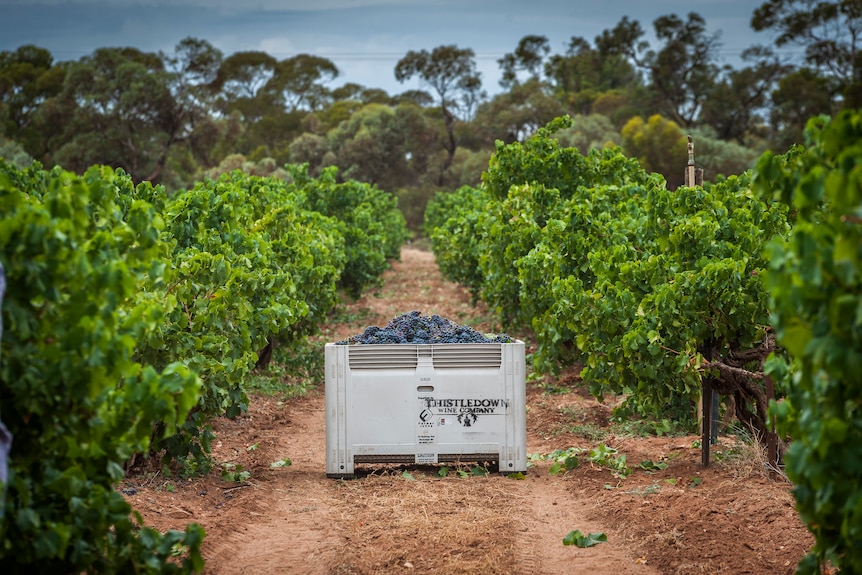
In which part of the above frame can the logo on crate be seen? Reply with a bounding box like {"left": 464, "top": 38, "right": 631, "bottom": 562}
{"left": 420, "top": 397, "right": 509, "bottom": 427}
{"left": 457, "top": 412, "right": 478, "bottom": 427}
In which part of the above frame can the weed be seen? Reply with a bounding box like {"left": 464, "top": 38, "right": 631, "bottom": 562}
{"left": 435, "top": 463, "right": 490, "bottom": 478}
{"left": 639, "top": 459, "right": 669, "bottom": 472}
{"left": 221, "top": 462, "right": 250, "bottom": 483}
{"left": 535, "top": 447, "right": 582, "bottom": 475}
{"left": 563, "top": 530, "right": 607, "bottom": 547}
{"left": 588, "top": 443, "right": 631, "bottom": 478}
{"left": 164, "top": 454, "right": 214, "bottom": 479}
{"left": 610, "top": 414, "right": 693, "bottom": 438}
{"left": 246, "top": 337, "right": 323, "bottom": 399}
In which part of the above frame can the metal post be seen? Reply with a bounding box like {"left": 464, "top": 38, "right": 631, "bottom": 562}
{"left": 765, "top": 376, "right": 778, "bottom": 475}
{"left": 710, "top": 389, "right": 719, "bottom": 444}
{"left": 702, "top": 378, "right": 712, "bottom": 467}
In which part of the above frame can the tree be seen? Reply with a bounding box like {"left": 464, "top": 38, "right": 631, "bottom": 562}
{"left": 288, "top": 132, "right": 332, "bottom": 176}
{"left": 0, "top": 135, "right": 33, "bottom": 167}
{"left": 328, "top": 102, "right": 440, "bottom": 191}
{"left": 394, "top": 89, "right": 435, "bottom": 108}
{"left": 265, "top": 54, "right": 339, "bottom": 112}
{"left": 0, "top": 45, "right": 65, "bottom": 158}
{"left": 621, "top": 114, "right": 688, "bottom": 189}
{"left": 33, "top": 42, "right": 227, "bottom": 187}
{"left": 167, "top": 37, "right": 223, "bottom": 91}
{"left": 768, "top": 67, "right": 839, "bottom": 151}
{"left": 394, "top": 45, "right": 484, "bottom": 180}
{"left": 212, "top": 51, "right": 277, "bottom": 121}
{"left": 552, "top": 113, "right": 619, "bottom": 153}
{"left": 151, "top": 38, "right": 225, "bottom": 184}
{"left": 328, "top": 103, "right": 407, "bottom": 189}
{"left": 544, "top": 30, "right": 644, "bottom": 115}
{"left": 699, "top": 46, "right": 790, "bottom": 143}
{"left": 471, "top": 78, "right": 565, "bottom": 145}
{"left": 498, "top": 35, "right": 550, "bottom": 89}
{"left": 43, "top": 47, "right": 182, "bottom": 183}
{"left": 752, "top": 0, "right": 862, "bottom": 107}
{"left": 640, "top": 13, "right": 722, "bottom": 128}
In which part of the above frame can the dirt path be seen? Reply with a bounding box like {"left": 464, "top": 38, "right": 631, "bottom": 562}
{"left": 201, "top": 392, "right": 658, "bottom": 575}
{"left": 127, "top": 247, "right": 812, "bottom": 575}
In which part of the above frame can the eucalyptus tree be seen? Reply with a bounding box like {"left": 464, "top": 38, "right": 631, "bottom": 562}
{"left": 768, "top": 67, "right": 840, "bottom": 150}
{"left": 471, "top": 78, "right": 566, "bottom": 145}
{"left": 0, "top": 45, "right": 65, "bottom": 159}
{"left": 590, "top": 14, "right": 723, "bottom": 129}
{"left": 45, "top": 47, "right": 182, "bottom": 183}
{"left": 699, "top": 46, "right": 791, "bottom": 144}
{"left": 211, "top": 50, "right": 277, "bottom": 121}
{"left": 158, "top": 37, "right": 224, "bottom": 179}
{"left": 39, "top": 41, "right": 233, "bottom": 186}
{"left": 328, "top": 103, "right": 408, "bottom": 189}
{"left": 620, "top": 113, "right": 688, "bottom": 189}
{"left": 544, "top": 30, "right": 643, "bottom": 115}
{"left": 394, "top": 44, "right": 484, "bottom": 180}
{"left": 265, "top": 54, "right": 339, "bottom": 112}
{"left": 752, "top": 0, "right": 862, "bottom": 107}
{"left": 498, "top": 35, "right": 551, "bottom": 89}
{"left": 640, "top": 12, "right": 722, "bottom": 128}
{"left": 552, "top": 113, "right": 620, "bottom": 153}
{"left": 327, "top": 101, "right": 441, "bottom": 191}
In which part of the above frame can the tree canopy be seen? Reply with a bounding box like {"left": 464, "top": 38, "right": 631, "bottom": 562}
{"left": 0, "top": 3, "right": 856, "bottom": 209}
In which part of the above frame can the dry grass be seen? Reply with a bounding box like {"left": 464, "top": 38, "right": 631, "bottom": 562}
{"left": 331, "top": 474, "right": 518, "bottom": 574}
{"left": 714, "top": 431, "right": 790, "bottom": 483}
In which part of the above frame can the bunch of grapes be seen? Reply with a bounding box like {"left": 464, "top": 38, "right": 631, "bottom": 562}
{"left": 336, "top": 311, "right": 514, "bottom": 344}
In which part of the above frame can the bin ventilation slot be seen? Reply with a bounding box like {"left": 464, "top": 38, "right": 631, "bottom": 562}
{"left": 346, "top": 344, "right": 503, "bottom": 370}
{"left": 354, "top": 454, "right": 416, "bottom": 464}
{"left": 432, "top": 346, "right": 502, "bottom": 369}
{"left": 348, "top": 346, "right": 418, "bottom": 369}
{"left": 354, "top": 454, "right": 498, "bottom": 464}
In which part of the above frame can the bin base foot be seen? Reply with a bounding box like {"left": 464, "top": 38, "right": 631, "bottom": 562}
{"left": 326, "top": 473, "right": 355, "bottom": 480}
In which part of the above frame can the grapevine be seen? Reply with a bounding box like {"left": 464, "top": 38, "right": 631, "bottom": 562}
{"left": 755, "top": 110, "right": 862, "bottom": 574}
{"left": 427, "top": 115, "right": 791, "bottom": 438}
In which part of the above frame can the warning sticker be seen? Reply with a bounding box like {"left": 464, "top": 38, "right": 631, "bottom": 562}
{"left": 416, "top": 452, "right": 437, "bottom": 464}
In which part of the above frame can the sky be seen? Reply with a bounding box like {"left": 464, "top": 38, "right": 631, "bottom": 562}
{"left": 0, "top": 0, "right": 784, "bottom": 96}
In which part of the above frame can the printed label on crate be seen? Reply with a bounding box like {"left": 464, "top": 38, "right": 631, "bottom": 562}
{"left": 419, "top": 397, "right": 509, "bottom": 428}
{"left": 416, "top": 452, "right": 438, "bottom": 464}
{"left": 416, "top": 405, "right": 437, "bottom": 444}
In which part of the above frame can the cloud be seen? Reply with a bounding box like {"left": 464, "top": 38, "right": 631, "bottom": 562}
{"left": 0, "top": 0, "right": 430, "bottom": 9}
{"left": 2, "top": 0, "right": 781, "bottom": 96}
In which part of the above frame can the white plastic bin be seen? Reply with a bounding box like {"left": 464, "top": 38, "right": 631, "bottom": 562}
{"left": 325, "top": 341, "right": 527, "bottom": 478}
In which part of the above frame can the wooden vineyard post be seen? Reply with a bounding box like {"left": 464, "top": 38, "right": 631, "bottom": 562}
{"left": 685, "top": 136, "right": 704, "bottom": 187}
{"left": 684, "top": 135, "right": 712, "bottom": 467}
